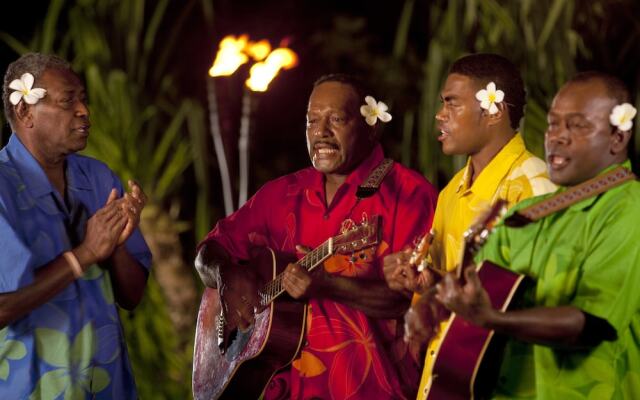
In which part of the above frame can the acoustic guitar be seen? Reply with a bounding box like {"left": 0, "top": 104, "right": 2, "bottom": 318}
{"left": 412, "top": 200, "right": 527, "bottom": 399}
{"left": 192, "top": 216, "right": 380, "bottom": 399}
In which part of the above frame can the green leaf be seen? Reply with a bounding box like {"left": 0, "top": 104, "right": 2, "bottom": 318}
{"left": 537, "top": 0, "right": 568, "bottom": 49}
{"left": 35, "top": 328, "right": 70, "bottom": 368}
{"left": 0, "top": 32, "right": 30, "bottom": 55}
{"left": 0, "top": 360, "right": 9, "bottom": 380}
{"left": 587, "top": 383, "right": 615, "bottom": 400}
{"left": 70, "top": 323, "right": 96, "bottom": 369}
{"left": 29, "top": 369, "right": 68, "bottom": 400}
{"left": 89, "top": 367, "right": 110, "bottom": 393}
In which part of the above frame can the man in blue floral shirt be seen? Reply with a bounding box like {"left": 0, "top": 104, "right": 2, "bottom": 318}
{"left": 0, "top": 53, "right": 152, "bottom": 399}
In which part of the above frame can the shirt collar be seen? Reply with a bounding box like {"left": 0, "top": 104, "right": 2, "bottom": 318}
{"left": 65, "top": 155, "right": 93, "bottom": 191}
{"left": 6, "top": 134, "right": 92, "bottom": 198}
{"left": 308, "top": 143, "right": 385, "bottom": 192}
{"left": 456, "top": 133, "right": 527, "bottom": 196}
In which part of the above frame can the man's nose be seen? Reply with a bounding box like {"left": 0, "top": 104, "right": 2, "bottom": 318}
{"left": 315, "top": 118, "right": 333, "bottom": 137}
{"left": 435, "top": 106, "right": 446, "bottom": 122}
{"left": 545, "top": 124, "right": 571, "bottom": 145}
{"left": 75, "top": 101, "right": 89, "bottom": 118}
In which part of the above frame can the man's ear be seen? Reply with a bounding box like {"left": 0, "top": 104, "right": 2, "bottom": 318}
{"left": 484, "top": 101, "right": 507, "bottom": 127}
{"left": 610, "top": 127, "right": 632, "bottom": 156}
{"left": 14, "top": 102, "right": 34, "bottom": 128}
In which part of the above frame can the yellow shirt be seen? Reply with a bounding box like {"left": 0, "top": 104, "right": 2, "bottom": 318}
{"left": 416, "top": 133, "right": 556, "bottom": 399}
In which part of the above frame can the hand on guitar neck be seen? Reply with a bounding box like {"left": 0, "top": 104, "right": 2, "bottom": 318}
{"left": 402, "top": 200, "right": 508, "bottom": 348}
{"left": 281, "top": 245, "right": 331, "bottom": 300}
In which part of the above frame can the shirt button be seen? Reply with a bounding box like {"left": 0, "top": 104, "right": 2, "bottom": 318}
{"left": 323, "top": 214, "right": 329, "bottom": 220}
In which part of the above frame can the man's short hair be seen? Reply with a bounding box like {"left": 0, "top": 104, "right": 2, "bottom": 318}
{"left": 313, "top": 73, "right": 371, "bottom": 107}
{"left": 450, "top": 53, "right": 526, "bottom": 130}
{"left": 3, "top": 53, "right": 72, "bottom": 128}
{"left": 566, "top": 71, "right": 631, "bottom": 105}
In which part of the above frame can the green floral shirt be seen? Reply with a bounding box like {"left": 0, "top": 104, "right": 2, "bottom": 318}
{"left": 476, "top": 161, "right": 640, "bottom": 400}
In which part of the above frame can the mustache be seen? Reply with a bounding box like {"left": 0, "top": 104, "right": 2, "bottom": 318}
{"left": 310, "top": 139, "right": 339, "bottom": 149}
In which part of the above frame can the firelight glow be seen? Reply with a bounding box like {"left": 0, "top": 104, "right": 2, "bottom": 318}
{"left": 245, "top": 48, "right": 298, "bottom": 92}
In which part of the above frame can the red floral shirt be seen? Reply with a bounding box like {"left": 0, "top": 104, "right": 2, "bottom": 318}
{"left": 202, "top": 144, "right": 437, "bottom": 399}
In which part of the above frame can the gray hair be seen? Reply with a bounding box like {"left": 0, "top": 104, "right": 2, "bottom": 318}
{"left": 3, "top": 53, "right": 72, "bottom": 129}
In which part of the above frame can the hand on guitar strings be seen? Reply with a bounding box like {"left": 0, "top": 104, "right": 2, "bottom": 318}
{"left": 403, "top": 290, "right": 446, "bottom": 352}
{"left": 218, "top": 266, "right": 261, "bottom": 333}
{"left": 383, "top": 248, "right": 437, "bottom": 296}
{"left": 282, "top": 245, "right": 328, "bottom": 299}
{"left": 435, "top": 266, "right": 496, "bottom": 328}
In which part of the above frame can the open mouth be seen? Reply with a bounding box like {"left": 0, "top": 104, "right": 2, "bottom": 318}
{"left": 437, "top": 129, "right": 450, "bottom": 141}
{"left": 74, "top": 125, "right": 91, "bottom": 135}
{"left": 313, "top": 142, "right": 339, "bottom": 156}
{"left": 548, "top": 154, "right": 569, "bottom": 169}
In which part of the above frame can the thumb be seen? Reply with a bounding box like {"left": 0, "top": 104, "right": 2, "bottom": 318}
{"left": 464, "top": 265, "right": 482, "bottom": 288}
{"left": 106, "top": 188, "right": 118, "bottom": 205}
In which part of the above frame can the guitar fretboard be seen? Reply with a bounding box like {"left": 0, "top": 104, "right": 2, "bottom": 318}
{"left": 259, "top": 239, "right": 333, "bottom": 306}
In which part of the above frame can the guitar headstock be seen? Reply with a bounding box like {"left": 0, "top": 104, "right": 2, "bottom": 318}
{"left": 333, "top": 215, "right": 380, "bottom": 254}
{"left": 409, "top": 231, "right": 434, "bottom": 273}
{"left": 458, "top": 199, "right": 507, "bottom": 277}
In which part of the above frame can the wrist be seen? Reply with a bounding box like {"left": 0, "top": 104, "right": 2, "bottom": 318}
{"left": 477, "top": 306, "right": 501, "bottom": 329}
{"left": 73, "top": 245, "right": 98, "bottom": 267}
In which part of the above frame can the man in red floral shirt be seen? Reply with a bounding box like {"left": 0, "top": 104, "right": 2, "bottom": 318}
{"left": 195, "top": 74, "right": 437, "bottom": 399}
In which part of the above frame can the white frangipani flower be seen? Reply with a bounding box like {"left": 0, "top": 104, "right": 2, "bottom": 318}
{"left": 475, "top": 82, "right": 504, "bottom": 115}
{"left": 8, "top": 73, "right": 47, "bottom": 106}
{"left": 359, "top": 96, "right": 392, "bottom": 126}
{"left": 609, "top": 103, "right": 637, "bottom": 131}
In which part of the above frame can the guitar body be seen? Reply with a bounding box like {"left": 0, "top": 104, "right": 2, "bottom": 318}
{"left": 426, "top": 261, "right": 526, "bottom": 400}
{"left": 192, "top": 248, "right": 307, "bottom": 400}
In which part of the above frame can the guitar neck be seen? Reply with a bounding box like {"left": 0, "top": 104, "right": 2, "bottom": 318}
{"left": 258, "top": 238, "right": 334, "bottom": 306}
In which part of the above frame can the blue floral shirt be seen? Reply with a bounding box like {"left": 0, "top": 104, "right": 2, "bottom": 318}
{"left": 0, "top": 134, "right": 152, "bottom": 399}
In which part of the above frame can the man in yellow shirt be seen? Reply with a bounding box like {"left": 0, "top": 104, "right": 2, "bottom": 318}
{"left": 383, "top": 53, "right": 556, "bottom": 399}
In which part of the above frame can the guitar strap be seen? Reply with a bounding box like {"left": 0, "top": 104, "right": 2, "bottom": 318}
{"left": 356, "top": 158, "right": 394, "bottom": 199}
{"left": 505, "top": 165, "right": 636, "bottom": 227}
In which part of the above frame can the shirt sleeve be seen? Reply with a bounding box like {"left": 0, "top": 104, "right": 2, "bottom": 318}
{"left": 571, "top": 194, "right": 640, "bottom": 334}
{"left": 0, "top": 204, "right": 34, "bottom": 293}
{"left": 198, "top": 184, "right": 273, "bottom": 263}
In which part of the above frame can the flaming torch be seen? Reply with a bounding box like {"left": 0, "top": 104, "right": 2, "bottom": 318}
{"left": 208, "top": 35, "right": 298, "bottom": 213}
{"left": 208, "top": 35, "right": 250, "bottom": 216}
{"left": 238, "top": 46, "right": 298, "bottom": 207}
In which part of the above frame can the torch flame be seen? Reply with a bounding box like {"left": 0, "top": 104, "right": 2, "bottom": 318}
{"left": 245, "top": 48, "right": 298, "bottom": 92}
{"left": 209, "top": 35, "right": 250, "bottom": 77}
{"left": 245, "top": 40, "right": 271, "bottom": 61}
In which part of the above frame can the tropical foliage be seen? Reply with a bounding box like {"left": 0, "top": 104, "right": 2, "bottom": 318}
{"left": 2, "top": 0, "right": 213, "bottom": 398}
{"left": 2, "top": 0, "right": 640, "bottom": 398}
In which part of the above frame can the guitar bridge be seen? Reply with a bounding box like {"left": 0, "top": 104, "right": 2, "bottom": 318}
{"left": 217, "top": 310, "right": 226, "bottom": 353}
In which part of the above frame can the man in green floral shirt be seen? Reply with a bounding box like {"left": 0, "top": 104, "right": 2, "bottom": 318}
{"left": 422, "top": 72, "right": 640, "bottom": 399}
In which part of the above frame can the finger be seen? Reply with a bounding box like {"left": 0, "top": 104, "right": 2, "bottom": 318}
{"left": 101, "top": 202, "right": 123, "bottom": 222}
{"left": 105, "top": 188, "right": 118, "bottom": 205}
{"left": 464, "top": 266, "right": 481, "bottom": 288}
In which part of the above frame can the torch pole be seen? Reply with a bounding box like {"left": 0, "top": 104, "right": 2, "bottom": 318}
{"left": 207, "top": 77, "right": 235, "bottom": 216}
{"left": 238, "top": 89, "right": 252, "bottom": 208}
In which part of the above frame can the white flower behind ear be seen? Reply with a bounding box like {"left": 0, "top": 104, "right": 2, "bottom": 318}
{"left": 9, "top": 73, "right": 47, "bottom": 105}
{"left": 609, "top": 103, "right": 637, "bottom": 131}
{"left": 360, "top": 96, "right": 392, "bottom": 126}
{"left": 475, "top": 82, "right": 504, "bottom": 115}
